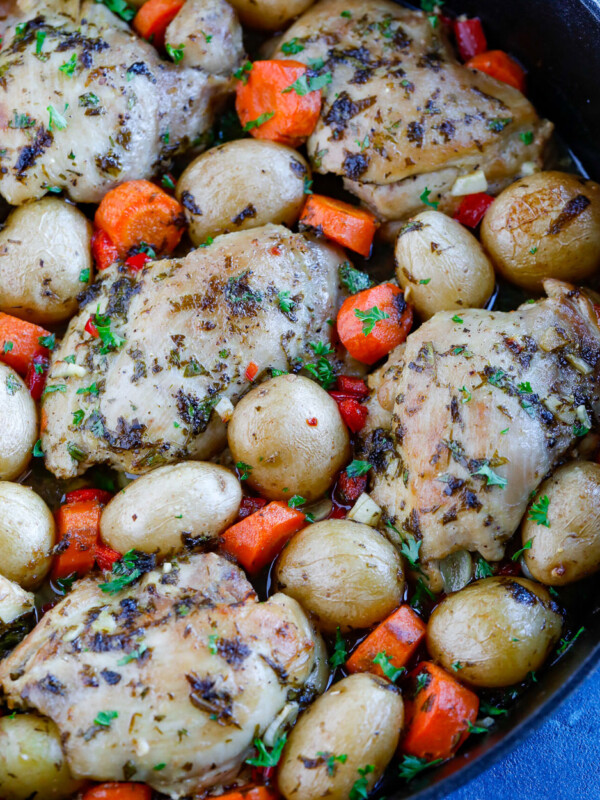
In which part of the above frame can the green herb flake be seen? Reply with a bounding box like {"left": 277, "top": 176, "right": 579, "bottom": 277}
{"left": 32, "top": 439, "right": 44, "bottom": 457}
{"left": 38, "top": 333, "right": 56, "bottom": 350}
{"left": 419, "top": 278, "right": 431, "bottom": 285}
{"left": 243, "top": 111, "right": 275, "bottom": 131}
{"left": 5, "top": 373, "right": 19, "bottom": 396}
{"left": 451, "top": 660, "right": 463, "bottom": 671}
{"left": 341, "top": 9, "right": 352, "bottom": 17}
{"left": 283, "top": 72, "right": 333, "bottom": 97}
{"left": 79, "top": 92, "right": 100, "bottom": 108}
{"left": 467, "top": 721, "right": 489, "bottom": 734}
{"left": 277, "top": 290, "right": 295, "bottom": 314}
{"left": 373, "top": 651, "right": 405, "bottom": 683}
{"left": 153, "top": 763, "right": 167, "bottom": 771}
{"left": 511, "top": 539, "right": 533, "bottom": 562}
{"left": 59, "top": 53, "right": 78, "bottom": 76}
{"left": 96, "top": 0, "right": 135, "bottom": 22}
{"left": 35, "top": 30, "right": 46, "bottom": 55}
{"left": 556, "top": 626, "right": 585, "bottom": 656}
{"left": 76, "top": 382, "right": 99, "bottom": 396}
{"left": 3, "top": 341, "right": 13, "bottom": 353}
{"left": 355, "top": 305, "right": 390, "bottom": 336}
{"left": 236, "top": 462, "right": 252, "bottom": 480}
{"left": 528, "top": 495, "right": 550, "bottom": 527}
{"left": 346, "top": 459, "right": 371, "bottom": 477}
{"left": 530, "top": 246, "right": 538, "bottom": 254}
{"left": 451, "top": 314, "right": 463, "bottom": 324}
{"left": 303, "top": 176, "right": 313, "bottom": 194}
{"left": 329, "top": 626, "right": 347, "bottom": 667}
{"left": 43, "top": 383, "right": 67, "bottom": 396}
{"left": 99, "top": 549, "right": 154, "bottom": 594}
{"left": 339, "top": 262, "right": 373, "bottom": 294}
{"left": 459, "top": 386, "right": 471, "bottom": 403}
{"left": 519, "top": 131, "right": 534, "bottom": 145}
{"left": 47, "top": 103, "right": 69, "bottom": 131}
{"left": 349, "top": 765, "right": 374, "bottom": 800}
{"left": 420, "top": 187, "right": 439, "bottom": 209}
{"left": 246, "top": 735, "right": 287, "bottom": 768}
{"left": 317, "top": 751, "right": 348, "bottom": 776}
{"left": 166, "top": 43, "right": 185, "bottom": 63}
{"left": 208, "top": 634, "right": 218, "bottom": 655}
{"left": 474, "top": 556, "right": 493, "bottom": 579}
{"left": 399, "top": 754, "right": 443, "bottom": 781}
{"left": 8, "top": 111, "right": 36, "bottom": 129}
{"left": 94, "top": 710, "right": 118, "bottom": 727}
{"left": 487, "top": 117, "right": 513, "bottom": 133}
{"left": 287, "top": 495, "right": 306, "bottom": 509}
{"left": 79, "top": 268, "right": 90, "bottom": 283}
{"left": 472, "top": 463, "right": 507, "bottom": 488}
{"left": 281, "top": 37, "right": 305, "bottom": 54}
{"left": 233, "top": 61, "right": 253, "bottom": 83}
{"left": 480, "top": 701, "right": 508, "bottom": 717}
{"left": 117, "top": 643, "right": 148, "bottom": 665}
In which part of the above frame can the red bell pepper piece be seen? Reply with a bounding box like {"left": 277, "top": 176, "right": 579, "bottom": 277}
{"left": 95, "top": 544, "right": 122, "bottom": 571}
{"left": 336, "top": 470, "right": 368, "bottom": 504}
{"left": 238, "top": 495, "right": 267, "bottom": 520}
{"left": 65, "top": 488, "right": 113, "bottom": 506}
{"left": 125, "top": 252, "right": 152, "bottom": 272}
{"left": 453, "top": 17, "right": 487, "bottom": 62}
{"left": 85, "top": 317, "right": 99, "bottom": 338}
{"left": 25, "top": 353, "right": 50, "bottom": 401}
{"left": 454, "top": 193, "right": 495, "bottom": 228}
{"left": 337, "top": 397, "right": 368, "bottom": 433}
{"left": 91, "top": 227, "right": 119, "bottom": 271}
{"left": 335, "top": 375, "right": 369, "bottom": 399}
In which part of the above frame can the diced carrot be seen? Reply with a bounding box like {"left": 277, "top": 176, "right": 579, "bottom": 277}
{"left": 83, "top": 784, "right": 153, "bottom": 800}
{"left": 0, "top": 312, "right": 51, "bottom": 377}
{"left": 220, "top": 501, "right": 306, "bottom": 573}
{"left": 299, "top": 195, "right": 378, "bottom": 258}
{"left": 401, "top": 662, "right": 480, "bottom": 761}
{"left": 235, "top": 60, "right": 322, "bottom": 148}
{"left": 52, "top": 499, "right": 102, "bottom": 580}
{"left": 94, "top": 180, "right": 186, "bottom": 258}
{"left": 218, "top": 787, "right": 280, "bottom": 800}
{"left": 466, "top": 50, "right": 526, "bottom": 93}
{"left": 336, "top": 283, "right": 413, "bottom": 365}
{"left": 245, "top": 361, "right": 259, "bottom": 382}
{"left": 346, "top": 605, "right": 427, "bottom": 678}
{"left": 91, "top": 227, "right": 119, "bottom": 271}
{"left": 133, "top": 0, "right": 185, "bottom": 49}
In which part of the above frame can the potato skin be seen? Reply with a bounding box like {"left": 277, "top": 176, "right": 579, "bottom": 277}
{"left": 0, "top": 714, "right": 84, "bottom": 800}
{"left": 100, "top": 462, "right": 241, "bottom": 558}
{"left": 0, "top": 198, "right": 92, "bottom": 324}
{"left": 227, "top": 0, "right": 315, "bottom": 30}
{"left": 177, "top": 140, "right": 310, "bottom": 246}
{"left": 427, "top": 577, "right": 562, "bottom": 687}
{"left": 278, "top": 673, "right": 402, "bottom": 800}
{"left": 0, "top": 364, "right": 37, "bottom": 480}
{"left": 165, "top": 0, "right": 243, "bottom": 75}
{"left": 481, "top": 172, "right": 600, "bottom": 290}
{"left": 228, "top": 375, "right": 350, "bottom": 502}
{"left": 522, "top": 462, "right": 600, "bottom": 585}
{"left": 0, "top": 483, "right": 55, "bottom": 589}
{"left": 394, "top": 210, "right": 495, "bottom": 320}
{"left": 274, "top": 519, "right": 404, "bottom": 633}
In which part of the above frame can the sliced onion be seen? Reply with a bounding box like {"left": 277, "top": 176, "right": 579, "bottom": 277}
{"left": 439, "top": 550, "right": 473, "bottom": 593}
{"left": 303, "top": 497, "right": 332, "bottom": 522}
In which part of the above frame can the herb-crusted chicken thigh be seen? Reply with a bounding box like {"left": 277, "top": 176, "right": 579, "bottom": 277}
{"left": 273, "top": 0, "right": 552, "bottom": 221}
{"left": 358, "top": 280, "right": 600, "bottom": 580}
{"left": 0, "top": 552, "right": 325, "bottom": 798}
{"left": 0, "top": 0, "right": 243, "bottom": 204}
{"left": 41, "top": 224, "right": 350, "bottom": 477}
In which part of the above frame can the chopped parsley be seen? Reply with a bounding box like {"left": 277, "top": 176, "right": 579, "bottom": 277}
{"left": 277, "top": 290, "right": 295, "bottom": 314}
{"left": 288, "top": 495, "right": 306, "bottom": 509}
{"left": 153, "top": 763, "right": 167, "bottom": 771}
{"left": 317, "top": 751, "right": 348, "bottom": 776}
{"left": 528, "top": 495, "right": 550, "bottom": 527}
{"left": 47, "top": 103, "right": 68, "bottom": 131}
{"left": 3, "top": 341, "right": 12, "bottom": 353}
{"left": 79, "top": 92, "right": 100, "bottom": 108}
{"left": 93, "top": 309, "right": 126, "bottom": 354}
{"left": 233, "top": 61, "right": 253, "bottom": 83}
{"left": 419, "top": 278, "right": 431, "bottom": 285}
{"left": 459, "top": 386, "right": 471, "bottom": 403}
{"left": 556, "top": 626, "right": 585, "bottom": 656}
{"left": 329, "top": 626, "right": 347, "bottom": 667}
{"left": 35, "top": 30, "right": 46, "bottom": 55}
{"left": 79, "top": 268, "right": 90, "bottom": 283}
{"left": 236, "top": 462, "right": 252, "bottom": 480}
{"left": 451, "top": 314, "right": 463, "bottom": 324}
{"left": 161, "top": 174, "right": 176, "bottom": 190}
{"left": 99, "top": 550, "right": 155, "bottom": 594}
{"left": 76, "top": 382, "right": 99, "bottom": 396}
{"left": 467, "top": 721, "right": 489, "bottom": 734}
{"left": 346, "top": 459, "right": 371, "bottom": 477}
{"left": 420, "top": 187, "right": 439, "bottom": 209}
{"left": 518, "top": 381, "right": 533, "bottom": 393}
{"left": 166, "top": 43, "right": 185, "bottom": 63}
{"left": 339, "top": 262, "right": 372, "bottom": 294}
{"left": 8, "top": 111, "right": 35, "bottom": 129}
{"left": 5, "top": 373, "right": 19, "bottom": 396}
{"left": 243, "top": 111, "right": 274, "bottom": 131}
{"left": 530, "top": 246, "right": 538, "bottom": 254}
{"left": 95, "top": 0, "right": 136, "bottom": 21}
{"left": 480, "top": 700, "right": 508, "bottom": 717}
{"left": 281, "top": 38, "right": 305, "bottom": 54}
{"left": 472, "top": 463, "right": 507, "bottom": 488}
{"left": 304, "top": 341, "right": 336, "bottom": 389}
{"left": 355, "top": 305, "right": 389, "bottom": 336}
{"left": 303, "top": 176, "right": 313, "bottom": 194}
{"left": 349, "top": 765, "right": 374, "bottom": 800}
{"left": 39, "top": 335, "right": 56, "bottom": 352}
{"left": 246, "top": 735, "right": 287, "bottom": 768}
{"left": 398, "top": 754, "right": 443, "bottom": 781}
{"left": 59, "top": 53, "right": 78, "bottom": 76}
{"left": 282, "top": 72, "right": 332, "bottom": 96}
{"left": 341, "top": 9, "right": 352, "bottom": 17}
{"left": 117, "top": 643, "right": 148, "bottom": 665}
{"left": 474, "top": 556, "right": 493, "bottom": 579}
{"left": 208, "top": 634, "right": 218, "bottom": 655}
{"left": 511, "top": 539, "right": 533, "bottom": 562}
{"left": 487, "top": 117, "right": 513, "bottom": 132}
{"left": 67, "top": 442, "right": 86, "bottom": 462}
{"left": 43, "top": 383, "right": 67, "bottom": 395}
{"left": 519, "top": 131, "right": 534, "bottom": 145}
{"left": 399, "top": 533, "right": 422, "bottom": 570}
{"left": 410, "top": 577, "right": 435, "bottom": 613}
{"left": 32, "top": 439, "right": 44, "bottom": 457}
{"left": 94, "top": 710, "right": 118, "bottom": 727}
{"left": 373, "top": 651, "right": 405, "bottom": 682}
{"left": 451, "top": 661, "right": 463, "bottom": 671}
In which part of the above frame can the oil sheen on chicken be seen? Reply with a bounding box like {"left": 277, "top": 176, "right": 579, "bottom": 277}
{"left": 41, "top": 224, "right": 350, "bottom": 477}
{"left": 0, "top": 0, "right": 243, "bottom": 204}
{"left": 273, "top": 0, "right": 552, "bottom": 222}
{"left": 358, "top": 281, "right": 600, "bottom": 577}
{"left": 0, "top": 553, "right": 325, "bottom": 798}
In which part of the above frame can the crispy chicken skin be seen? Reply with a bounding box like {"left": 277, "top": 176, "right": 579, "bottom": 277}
{"left": 0, "top": 0, "right": 243, "bottom": 205}
{"left": 273, "top": 0, "right": 552, "bottom": 220}
{"left": 0, "top": 553, "right": 323, "bottom": 798}
{"left": 358, "top": 281, "right": 600, "bottom": 574}
{"left": 41, "top": 225, "right": 350, "bottom": 477}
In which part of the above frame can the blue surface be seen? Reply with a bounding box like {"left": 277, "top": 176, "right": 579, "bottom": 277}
{"left": 444, "top": 663, "right": 600, "bottom": 800}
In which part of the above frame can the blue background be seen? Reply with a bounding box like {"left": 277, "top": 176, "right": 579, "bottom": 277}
{"left": 445, "top": 664, "right": 600, "bottom": 799}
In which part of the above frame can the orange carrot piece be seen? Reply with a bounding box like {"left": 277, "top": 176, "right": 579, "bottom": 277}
{"left": 94, "top": 180, "right": 186, "bottom": 258}
{"left": 83, "top": 784, "right": 153, "bottom": 800}
{"left": 219, "top": 788, "right": 280, "bottom": 800}
{"left": 336, "top": 283, "right": 413, "bottom": 365}
{"left": 235, "top": 60, "right": 322, "bottom": 148}
{"left": 245, "top": 361, "right": 259, "bottom": 382}
{"left": 299, "top": 194, "right": 379, "bottom": 258}
{"left": 466, "top": 50, "right": 526, "bottom": 92}
{"left": 133, "top": 0, "right": 185, "bottom": 48}
{"left": 220, "top": 501, "right": 306, "bottom": 573}
{"left": 346, "top": 605, "right": 426, "bottom": 678}
{"left": 0, "top": 312, "right": 51, "bottom": 376}
{"left": 401, "top": 662, "right": 480, "bottom": 761}
{"left": 52, "top": 499, "right": 102, "bottom": 580}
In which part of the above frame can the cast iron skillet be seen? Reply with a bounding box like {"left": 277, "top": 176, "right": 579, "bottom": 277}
{"left": 382, "top": 1, "right": 600, "bottom": 797}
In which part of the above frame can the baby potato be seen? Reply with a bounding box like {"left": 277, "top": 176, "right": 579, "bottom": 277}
{"left": 522, "top": 462, "right": 600, "bottom": 585}
{"left": 0, "top": 482, "right": 55, "bottom": 589}
{"left": 176, "top": 140, "right": 310, "bottom": 246}
{"left": 394, "top": 210, "right": 495, "bottom": 320}
{"left": 0, "top": 198, "right": 92, "bottom": 324}
{"left": 165, "top": 0, "right": 243, "bottom": 75}
{"left": 227, "top": 0, "right": 315, "bottom": 30}
{"left": 427, "top": 577, "right": 563, "bottom": 687}
{"left": 0, "top": 714, "right": 84, "bottom": 800}
{"left": 227, "top": 375, "right": 350, "bottom": 502}
{"left": 100, "top": 462, "right": 241, "bottom": 558}
{"left": 481, "top": 171, "right": 600, "bottom": 290}
{"left": 0, "top": 364, "right": 37, "bottom": 480}
{"left": 278, "top": 673, "right": 403, "bottom": 800}
{"left": 274, "top": 519, "right": 404, "bottom": 633}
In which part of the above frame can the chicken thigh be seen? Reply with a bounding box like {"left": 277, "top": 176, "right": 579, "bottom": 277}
{"left": 0, "top": 0, "right": 243, "bottom": 205}
{"left": 273, "top": 0, "right": 552, "bottom": 222}
{"left": 0, "top": 553, "right": 325, "bottom": 798}
{"left": 358, "top": 280, "right": 600, "bottom": 576}
{"left": 41, "top": 224, "right": 349, "bottom": 477}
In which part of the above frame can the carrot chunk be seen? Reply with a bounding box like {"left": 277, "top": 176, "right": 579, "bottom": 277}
{"left": 401, "top": 662, "right": 480, "bottom": 761}
{"left": 0, "top": 312, "right": 51, "bottom": 377}
{"left": 133, "top": 0, "right": 185, "bottom": 48}
{"left": 346, "top": 605, "right": 426, "bottom": 678}
{"left": 218, "top": 788, "right": 280, "bottom": 800}
{"left": 235, "top": 60, "right": 323, "bottom": 148}
{"left": 83, "top": 784, "right": 153, "bottom": 800}
{"left": 336, "top": 283, "right": 413, "bottom": 365}
{"left": 220, "top": 501, "right": 306, "bottom": 573}
{"left": 52, "top": 499, "right": 103, "bottom": 580}
{"left": 466, "top": 50, "right": 526, "bottom": 92}
{"left": 94, "top": 180, "right": 186, "bottom": 258}
{"left": 299, "top": 195, "right": 378, "bottom": 257}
